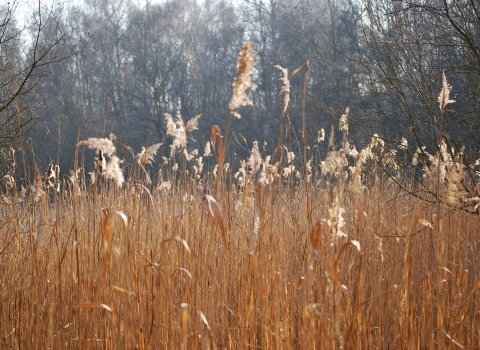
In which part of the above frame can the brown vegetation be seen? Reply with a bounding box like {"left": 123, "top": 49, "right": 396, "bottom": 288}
{"left": 0, "top": 142, "right": 479, "bottom": 348}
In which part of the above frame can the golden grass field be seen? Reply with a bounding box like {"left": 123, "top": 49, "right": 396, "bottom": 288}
{"left": 1, "top": 43, "right": 479, "bottom": 349}
{"left": 0, "top": 161, "right": 479, "bottom": 349}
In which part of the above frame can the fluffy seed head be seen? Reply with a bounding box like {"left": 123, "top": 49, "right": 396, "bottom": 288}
{"left": 248, "top": 141, "right": 262, "bottom": 174}
{"left": 229, "top": 41, "right": 256, "bottom": 119}
{"left": 317, "top": 129, "right": 325, "bottom": 142}
{"left": 339, "top": 107, "right": 349, "bottom": 134}
{"left": 31, "top": 167, "right": 44, "bottom": 201}
{"left": 105, "top": 156, "right": 124, "bottom": 188}
{"left": 275, "top": 65, "right": 290, "bottom": 113}
{"left": 438, "top": 72, "right": 455, "bottom": 114}
{"left": 137, "top": 143, "right": 163, "bottom": 165}
{"left": 204, "top": 141, "right": 211, "bottom": 157}
{"left": 77, "top": 138, "right": 116, "bottom": 157}
{"left": 287, "top": 151, "right": 295, "bottom": 164}
{"left": 185, "top": 114, "right": 202, "bottom": 133}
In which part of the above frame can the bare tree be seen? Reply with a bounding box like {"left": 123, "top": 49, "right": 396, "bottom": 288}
{"left": 0, "top": 1, "right": 70, "bottom": 156}
{"left": 344, "top": 0, "right": 480, "bottom": 212}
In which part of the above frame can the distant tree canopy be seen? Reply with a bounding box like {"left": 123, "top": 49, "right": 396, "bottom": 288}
{"left": 0, "top": 1, "right": 71, "bottom": 165}
{"left": 2, "top": 0, "right": 479, "bottom": 181}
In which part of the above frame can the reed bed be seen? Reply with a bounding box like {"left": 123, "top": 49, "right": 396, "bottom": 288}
{"left": 0, "top": 164, "right": 479, "bottom": 349}
{"left": 1, "top": 45, "right": 479, "bottom": 349}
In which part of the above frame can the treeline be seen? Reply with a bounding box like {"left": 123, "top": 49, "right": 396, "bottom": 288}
{"left": 31, "top": 0, "right": 356, "bottom": 171}
{"left": 2, "top": 0, "right": 480, "bottom": 176}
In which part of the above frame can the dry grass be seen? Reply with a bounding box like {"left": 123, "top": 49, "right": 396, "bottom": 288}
{"left": 1, "top": 50, "right": 479, "bottom": 349}
{"left": 0, "top": 163, "right": 479, "bottom": 349}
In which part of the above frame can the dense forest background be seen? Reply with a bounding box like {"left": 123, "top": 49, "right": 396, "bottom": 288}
{"left": 1, "top": 0, "right": 480, "bottom": 177}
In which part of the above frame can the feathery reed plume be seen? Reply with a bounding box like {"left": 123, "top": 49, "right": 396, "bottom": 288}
{"left": 165, "top": 109, "right": 201, "bottom": 158}
{"left": 165, "top": 112, "right": 177, "bottom": 135}
{"left": 248, "top": 141, "right": 262, "bottom": 174}
{"left": 88, "top": 171, "right": 96, "bottom": 184}
{"left": 229, "top": 41, "right": 256, "bottom": 119}
{"left": 45, "top": 164, "right": 55, "bottom": 189}
{"left": 445, "top": 153, "right": 465, "bottom": 205}
{"left": 283, "top": 163, "right": 296, "bottom": 178}
{"left": 77, "top": 137, "right": 116, "bottom": 157}
{"left": 275, "top": 65, "right": 290, "bottom": 113}
{"left": 287, "top": 151, "right": 295, "bottom": 164}
{"left": 182, "top": 149, "right": 193, "bottom": 161}
{"left": 204, "top": 141, "right": 211, "bottom": 157}
{"left": 317, "top": 129, "right": 325, "bottom": 142}
{"left": 105, "top": 156, "right": 124, "bottom": 188}
{"left": 31, "top": 166, "right": 44, "bottom": 201}
{"left": 370, "top": 134, "right": 385, "bottom": 150}
{"left": 382, "top": 149, "right": 398, "bottom": 169}
{"left": 109, "top": 133, "right": 116, "bottom": 142}
{"left": 165, "top": 110, "right": 186, "bottom": 156}
{"left": 346, "top": 144, "right": 358, "bottom": 158}
{"left": 259, "top": 155, "right": 278, "bottom": 185}
{"left": 412, "top": 146, "right": 425, "bottom": 166}
{"left": 77, "top": 137, "right": 124, "bottom": 187}
{"left": 339, "top": 107, "right": 349, "bottom": 134}
{"left": 350, "top": 147, "right": 373, "bottom": 194}
{"left": 194, "top": 156, "right": 204, "bottom": 177}
{"left": 4, "top": 172, "right": 14, "bottom": 189}
{"left": 321, "top": 150, "right": 347, "bottom": 176}
{"left": 185, "top": 114, "right": 202, "bottom": 133}
{"left": 137, "top": 143, "right": 163, "bottom": 165}
{"left": 438, "top": 72, "right": 455, "bottom": 114}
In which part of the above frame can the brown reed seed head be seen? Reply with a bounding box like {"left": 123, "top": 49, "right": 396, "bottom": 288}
{"left": 229, "top": 41, "right": 256, "bottom": 119}
{"left": 248, "top": 141, "right": 262, "bottom": 174}
{"left": 438, "top": 72, "right": 455, "bottom": 114}
{"left": 46, "top": 164, "right": 55, "bottom": 180}
{"left": 45, "top": 170, "right": 52, "bottom": 188}
{"left": 185, "top": 114, "right": 202, "bottom": 133}
{"left": 97, "top": 149, "right": 106, "bottom": 174}
{"left": 31, "top": 166, "right": 45, "bottom": 201}
{"left": 137, "top": 143, "right": 163, "bottom": 165}
{"left": 274, "top": 65, "right": 290, "bottom": 113}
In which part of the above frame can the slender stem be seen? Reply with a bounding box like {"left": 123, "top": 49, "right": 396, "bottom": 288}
{"left": 302, "top": 61, "right": 310, "bottom": 225}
